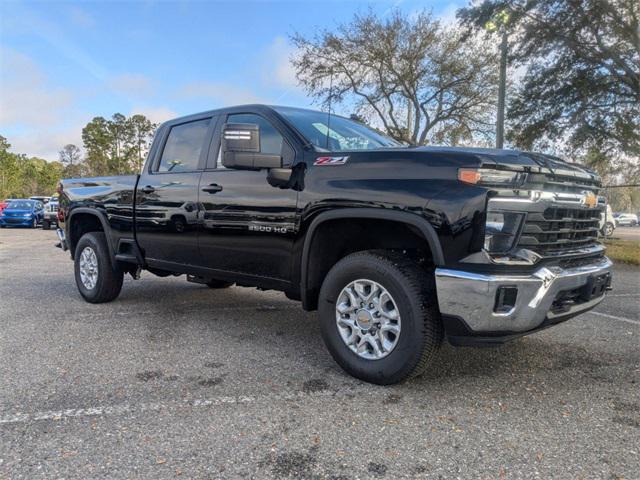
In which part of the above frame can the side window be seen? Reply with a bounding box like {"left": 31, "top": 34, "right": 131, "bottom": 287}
{"left": 157, "top": 118, "right": 210, "bottom": 173}
{"left": 227, "top": 114, "right": 283, "bottom": 155}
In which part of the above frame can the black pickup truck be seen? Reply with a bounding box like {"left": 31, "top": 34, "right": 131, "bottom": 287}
{"left": 56, "top": 105, "right": 612, "bottom": 384}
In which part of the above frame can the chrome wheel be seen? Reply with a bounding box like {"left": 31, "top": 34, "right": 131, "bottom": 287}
{"left": 605, "top": 223, "right": 614, "bottom": 236}
{"left": 79, "top": 246, "right": 98, "bottom": 290}
{"left": 335, "top": 279, "right": 401, "bottom": 360}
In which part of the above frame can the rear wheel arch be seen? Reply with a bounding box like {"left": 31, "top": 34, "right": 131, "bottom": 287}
{"left": 67, "top": 209, "right": 114, "bottom": 261}
{"left": 300, "top": 208, "right": 444, "bottom": 310}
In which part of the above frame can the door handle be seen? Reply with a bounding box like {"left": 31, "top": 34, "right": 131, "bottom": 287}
{"left": 141, "top": 185, "right": 155, "bottom": 194}
{"left": 202, "top": 183, "right": 223, "bottom": 194}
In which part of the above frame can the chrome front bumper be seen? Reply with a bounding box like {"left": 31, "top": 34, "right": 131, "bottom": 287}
{"left": 435, "top": 256, "right": 612, "bottom": 334}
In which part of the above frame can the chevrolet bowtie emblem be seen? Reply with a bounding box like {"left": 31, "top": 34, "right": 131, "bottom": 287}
{"left": 582, "top": 191, "right": 598, "bottom": 209}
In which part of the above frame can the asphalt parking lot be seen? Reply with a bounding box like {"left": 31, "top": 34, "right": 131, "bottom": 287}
{"left": 613, "top": 226, "right": 640, "bottom": 242}
{"left": 1, "top": 229, "right": 638, "bottom": 479}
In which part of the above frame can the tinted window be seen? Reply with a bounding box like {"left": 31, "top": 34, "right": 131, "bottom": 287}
{"left": 7, "top": 201, "right": 35, "bottom": 209}
{"left": 158, "top": 119, "right": 210, "bottom": 172}
{"left": 273, "top": 106, "right": 400, "bottom": 151}
{"left": 227, "top": 114, "right": 283, "bottom": 155}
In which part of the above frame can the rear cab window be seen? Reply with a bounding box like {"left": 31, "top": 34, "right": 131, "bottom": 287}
{"left": 157, "top": 118, "right": 211, "bottom": 173}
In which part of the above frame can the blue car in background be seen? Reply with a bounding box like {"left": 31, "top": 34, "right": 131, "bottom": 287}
{"left": 0, "top": 199, "right": 45, "bottom": 228}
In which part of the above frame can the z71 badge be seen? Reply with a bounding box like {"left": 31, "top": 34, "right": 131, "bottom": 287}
{"left": 314, "top": 156, "right": 349, "bottom": 166}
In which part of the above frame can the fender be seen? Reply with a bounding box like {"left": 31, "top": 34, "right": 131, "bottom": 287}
{"left": 66, "top": 207, "right": 117, "bottom": 263}
{"left": 300, "top": 207, "right": 445, "bottom": 309}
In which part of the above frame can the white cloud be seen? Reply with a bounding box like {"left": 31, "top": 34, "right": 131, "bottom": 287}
{"left": 129, "top": 106, "right": 179, "bottom": 125}
{"left": 0, "top": 47, "right": 75, "bottom": 128}
{"left": 8, "top": 126, "right": 84, "bottom": 161}
{"left": 109, "top": 73, "right": 154, "bottom": 97}
{"left": 68, "top": 6, "right": 96, "bottom": 29}
{"left": 261, "top": 36, "right": 299, "bottom": 90}
{"left": 0, "top": 47, "right": 89, "bottom": 160}
{"left": 177, "top": 82, "right": 265, "bottom": 106}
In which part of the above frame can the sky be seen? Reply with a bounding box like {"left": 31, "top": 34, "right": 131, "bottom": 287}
{"left": 0, "top": 0, "right": 464, "bottom": 160}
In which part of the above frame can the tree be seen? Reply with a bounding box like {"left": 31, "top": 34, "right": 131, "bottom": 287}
{"left": 458, "top": 0, "right": 640, "bottom": 162}
{"left": 0, "top": 135, "right": 64, "bottom": 198}
{"left": 58, "top": 144, "right": 84, "bottom": 178}
{"left": 0, "top": 136, "right": 20, "bottom": 198}
{"left": 127, "top": 114, "right": 155, "bottom": 172}
{"left": 81, "top": 113, "right": 157, "bottom": 176}
{"left": 291, "top": 9, "right": 499, "bottom": 146}
{"left": 82, "top": 116, "right": 113, "bottom": 176}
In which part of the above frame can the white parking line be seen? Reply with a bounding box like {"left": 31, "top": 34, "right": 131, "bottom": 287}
{"left": 588, "top": 311, "right": 640, "bottom": 326}
{"left": 606, "top": 294, "right": 640, "bottom": 298}
{"left": 0, "top": 391, "right": 340, "bottom": 426}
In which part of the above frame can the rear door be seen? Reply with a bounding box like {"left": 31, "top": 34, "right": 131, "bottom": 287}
{"left": 136, "top": 115, "right": 216, "bottom": 266}
{"left": 197, "top": 112, "right": 298, "bottom": 281}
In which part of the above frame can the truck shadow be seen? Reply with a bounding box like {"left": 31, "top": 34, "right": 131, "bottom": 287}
{"left": 52, "top": 279, "right": 635, "bottom": 390}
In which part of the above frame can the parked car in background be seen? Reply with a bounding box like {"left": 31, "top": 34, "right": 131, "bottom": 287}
{"left": 0, "top": 200, "right": 8, "bottom": 214}
{"left": 599, "top": 204, "right": 616, "bottom": 237}
{"left": 29, "top": 196, "right": 51, "bottom": 205}
{"left": 0, "top": 199, "right": 44, "bottom": 228}
{"left": 42, "top": 195, "right": 59, "bottom": 230}
{"left": 614, "top": 213, "right": 638, "bottom": 227}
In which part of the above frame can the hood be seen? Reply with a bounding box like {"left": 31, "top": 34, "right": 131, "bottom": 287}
{"left": 2, "top": 208, "right": 34, "bottom": 215}
{"left": 411, "top": 146, "right": 599, "bottom": 181}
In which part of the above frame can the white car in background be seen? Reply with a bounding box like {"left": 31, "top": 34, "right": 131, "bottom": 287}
{"left": 614, "top": 213, "right": 638, "bottom": 227}
{"left": 42, "top": 195, "right": 59, "bottom": 230}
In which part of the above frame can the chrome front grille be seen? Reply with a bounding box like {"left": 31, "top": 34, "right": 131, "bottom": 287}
{"left": 518, "top": 206, "right": 601, "bottom": 255}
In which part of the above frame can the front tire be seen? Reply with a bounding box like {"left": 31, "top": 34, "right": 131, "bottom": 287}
{"left": 603, "top": 222, "right": 614, "bottom": 237}
{"left": 74, "top": 232, "right": 123, "bottom": 303}
{"left": 318, "top": 250, "right": 443, "bottom": 385}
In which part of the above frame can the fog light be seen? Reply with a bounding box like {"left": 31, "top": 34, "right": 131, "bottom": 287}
{"left": 494, "top": 286, "right": 518, "bottom": 314}
{"left": 484, "top": 211, "right": 524, "bottom": 253}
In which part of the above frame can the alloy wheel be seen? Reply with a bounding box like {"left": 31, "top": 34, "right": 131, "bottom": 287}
{"left": 335, "top": 279, "right": 401, "bottom": 360}
{"left": 79, "top": 246, "right": 99, "bottom": 290}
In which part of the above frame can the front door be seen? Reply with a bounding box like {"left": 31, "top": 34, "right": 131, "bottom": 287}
{"left": 197, "top": 113, "right": 298, "bottom": 281}
{"left": 136, "top": 116, "right": 214, "bottom": 266}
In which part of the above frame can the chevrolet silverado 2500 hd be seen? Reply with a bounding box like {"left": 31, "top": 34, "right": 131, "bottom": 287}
{"left": 56, "top": 105, "right": 612, "bottom": 384}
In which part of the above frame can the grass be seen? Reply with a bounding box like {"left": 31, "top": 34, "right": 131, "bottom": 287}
{"left": 604, "top": 238, "right": 640, "bottom": 265}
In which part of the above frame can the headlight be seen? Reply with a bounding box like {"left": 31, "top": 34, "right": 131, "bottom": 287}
{"left": 23, "top": 213, "right": 32, "bottom": 217}
{"left": 459, "top": 168, "right": 527, "bottom": 187}
{"left": 484, "top": 211, "right": 525, "bottom": 253}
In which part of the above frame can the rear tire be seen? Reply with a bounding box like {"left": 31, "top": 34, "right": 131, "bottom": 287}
{"left": 206, "top": 279, "right": 234, "bottom": 289}
{"left": 74, "top": 232, "right": 123, "bottom": 303}
{"left": 42, "top": 219, "right": 51, "bottom": 230}
{"left": 318, "top": 250, "right": 443, "bottom": 385}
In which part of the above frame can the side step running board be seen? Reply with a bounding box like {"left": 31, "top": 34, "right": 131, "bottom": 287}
{"left": 115, "top": 253, "right": 139, "bottom": 264}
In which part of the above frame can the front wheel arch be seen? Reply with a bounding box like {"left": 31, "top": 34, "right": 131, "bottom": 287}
{"left": 300, "top": 209, "right": 444, "bottom": 311}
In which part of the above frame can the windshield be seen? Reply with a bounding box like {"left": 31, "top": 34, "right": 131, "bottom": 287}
{"left": 7, "top": 201, "right": 35, "bottom": 210}
{"left": 274, "top": 106, "right": 401, "bottom": 151}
